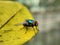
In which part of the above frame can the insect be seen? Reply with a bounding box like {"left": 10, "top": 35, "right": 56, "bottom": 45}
{"left": 15, "top": 19, "right": 39, "bottom": 33}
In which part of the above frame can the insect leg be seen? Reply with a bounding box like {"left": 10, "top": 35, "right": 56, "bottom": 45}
{"left": 20, "top": 26, "right": 28, "bottom": 34}
{"left": 35, "top": 26, "right": 39, "bottom": 32}
{"left": 24, "top": 26, "right": 28, "bottom": 34}
{"left": 32, "top": 26, "right": 36, "bottom": 34}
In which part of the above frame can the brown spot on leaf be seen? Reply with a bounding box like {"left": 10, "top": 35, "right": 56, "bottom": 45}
{"left": 17, "top": 37, "right": 20, "bottom": 39}
{"left": 0, "top": 35, "right": 2, "bottom": 37}
{"left": 0, "top": 12, "right": 3, "bottom": 15}
{"left": 0, "top": 40, "right": 4, "bottom": 43}
{"left": 3, "top": 29, "right": 13, "bottom": 33}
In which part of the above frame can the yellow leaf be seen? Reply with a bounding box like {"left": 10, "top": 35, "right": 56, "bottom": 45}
{"left": 0, "top": 1, "right": 38, "bottom": 45}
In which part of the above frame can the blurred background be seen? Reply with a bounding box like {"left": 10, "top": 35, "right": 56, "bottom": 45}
{"left": 0, "top": 0, "right": 60, "bottom": 45}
